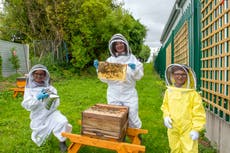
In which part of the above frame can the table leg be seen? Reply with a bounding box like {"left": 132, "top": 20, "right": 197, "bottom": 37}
{"left": 68, "top": 143, "right": 82, "bottom": 153}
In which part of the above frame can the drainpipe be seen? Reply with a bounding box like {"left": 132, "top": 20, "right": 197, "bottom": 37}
{"left": 175, "top": 1, "right": 183, "bottom": 17}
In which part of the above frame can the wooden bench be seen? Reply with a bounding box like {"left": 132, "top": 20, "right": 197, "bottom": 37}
{"left": 62, "top": 120, "right": 148, "bottom": 153}
{"left": 11, "top": 77, "right": 26, "bottom": 98}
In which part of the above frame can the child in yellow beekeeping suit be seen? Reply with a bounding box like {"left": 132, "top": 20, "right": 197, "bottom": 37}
{"left": 161, "top": 64, "right": 206, "bottom": 153}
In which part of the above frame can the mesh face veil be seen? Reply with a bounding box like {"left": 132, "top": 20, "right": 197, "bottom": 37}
{"left": 108, "top": 34, "right": 131, "bottom": 57}
{"left": 165, "top": 64, "right": 197, "bottom": 89}
{"left": 27, "top": 64, "right": 50, "bottom": 88}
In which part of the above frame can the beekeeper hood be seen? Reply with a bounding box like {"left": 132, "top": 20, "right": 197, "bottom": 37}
{"left": 109, "top": 33, "right": 131, "bottom": 57}
{"left": 26, "top": 64, "right": 50, "bottom": 88}
{"left": 165, "top": 64, "right": 197, "bottom": 89}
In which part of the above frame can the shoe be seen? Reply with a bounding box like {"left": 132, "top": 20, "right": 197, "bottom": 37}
{"left": 122, "top": 134, "right": 126, "bottom": 142}
{"left": 59, "top": 141, "right": 67, "bottom": 152}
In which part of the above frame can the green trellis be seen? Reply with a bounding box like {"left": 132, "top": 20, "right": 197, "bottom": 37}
{"left": 201, "top": 0, "right": 230, "bottom": 122}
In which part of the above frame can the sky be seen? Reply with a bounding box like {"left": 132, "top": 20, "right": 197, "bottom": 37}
{"left": 119, "top": 0, "right": 176, "bottom": 48}
{"left": 0, "top": 0, "right": 3, "bottom": 12}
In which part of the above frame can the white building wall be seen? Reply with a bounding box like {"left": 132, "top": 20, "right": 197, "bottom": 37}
{"left": 206, "top": 111, "right": 230, "bottom": 153}
{"left": 146, "top": 47, "right": 160, "bottom": 63}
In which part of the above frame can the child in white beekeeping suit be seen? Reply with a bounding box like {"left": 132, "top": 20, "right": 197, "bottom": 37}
{"left": 161, "top": 63, "right": 206, "bottom": 153}
{"left": 21, "top": 64, "right": 72, "bottom": 152}
{"left": 94, "top": 33, "right": 144, "bottom": 130}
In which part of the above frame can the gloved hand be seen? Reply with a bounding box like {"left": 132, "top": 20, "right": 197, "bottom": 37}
{"left": 190, "top": 130, "right": 199, "bottom": 140}
{"left": 164, "top": 116, "right": 172, "bottom": 129}
{"left": 93, "top": 59, "right": 99, "bottom": 69}
{"left": 128, "top": 63, "right": 136, "bottom": 70}
{"left": 36, "top": 90, "right": 49, "bottom": 100}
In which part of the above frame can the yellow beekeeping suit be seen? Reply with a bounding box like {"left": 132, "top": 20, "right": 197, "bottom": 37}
{"left": 161, "top": 64, "right": 206, "bottom": 153}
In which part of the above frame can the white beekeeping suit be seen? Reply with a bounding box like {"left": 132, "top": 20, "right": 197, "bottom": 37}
{"left": 100, "top": 33, "right": 144, "bottom": 128}
{"left": 21, "top": 64, "right": 71, "bottom": 147}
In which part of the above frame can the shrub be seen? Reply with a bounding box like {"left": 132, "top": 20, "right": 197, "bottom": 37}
{"left": 8, "top": 47, "right": 20, "bottom": 73}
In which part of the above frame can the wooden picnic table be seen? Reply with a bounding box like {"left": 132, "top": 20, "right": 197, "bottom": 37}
{"left": 62, "top": 121, "right": 148, "bottom": 153}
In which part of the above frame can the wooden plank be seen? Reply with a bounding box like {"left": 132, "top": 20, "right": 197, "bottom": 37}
{"left": 68, "top": 143, "right": 81, "bottom": 153}
{"left": 82, "top": 120, "right": 128, "bottom": 139}
{"left": 201, "top": 78, "right": 230, "bottom": 85}
{"left": 95, "top": 103, "right": 129, "bottom": 110}
{"left": 202, "top": 24, "right": 230, "bottom": 42}
{"left": 62, "top": 133, "right": 146, "bottom": 153}
{"left": 203, "top": 97, "right": 230, "bottom": 114}
{"left": 82, "top": 118, "right": 128, "bottom": 131}
{"left": 83, "top": 112, "right": 124, "bottom": 119}
{"left": 201, "top": 87, "right": 230, "bottom": 100}
{"left": 78, "top": 120, "right": 148, "bottom": 145}
{"left": 82, "top": 130, "right": 120, "bottom": 139}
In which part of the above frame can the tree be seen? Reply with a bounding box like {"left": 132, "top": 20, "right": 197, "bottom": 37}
{"left": 0, "top": 0, "right": 147, "bottom": 71}
{"left": 139, "top": 45, "right": 151, "bottom": 62}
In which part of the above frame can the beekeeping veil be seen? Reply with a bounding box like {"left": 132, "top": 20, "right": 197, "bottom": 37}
{"left": 165, "top": 64, "right": 197, "bottom": 89}
{"left": 26, "top": 64, "right": 50, "bottom": 88}
{"left": 108, "top": 33, "right": 131, "bottom": 57}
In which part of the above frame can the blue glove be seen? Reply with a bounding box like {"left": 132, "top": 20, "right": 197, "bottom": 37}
{"left": 128, "top": 63, "right": 136, "bottom": 70}
{"left": 94, "top": 59, "right": 99, "bottom": 69}
{"left": 36, "top": 90, "right": 49, "bottom": 100}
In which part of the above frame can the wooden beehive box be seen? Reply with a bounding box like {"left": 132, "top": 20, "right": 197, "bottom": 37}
{"left": 16, "top": 77, "right": 26, "bottom": 88}
{"left": 98, "top": 61, "right": 127, "bottom": 81}
{"left": 81, "top": 104, "right": 129, "bottom": 141}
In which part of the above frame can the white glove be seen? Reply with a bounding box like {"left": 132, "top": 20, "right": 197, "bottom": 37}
{"left": 163, "top": 116, "right": 172, "bottom": 129}
{"left": 190, "top": 130, "right": 199, "bottom": 140}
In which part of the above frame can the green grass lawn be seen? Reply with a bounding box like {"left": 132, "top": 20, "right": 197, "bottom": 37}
{"left": 0, "top": 64, "right": 216, "bottom": 153}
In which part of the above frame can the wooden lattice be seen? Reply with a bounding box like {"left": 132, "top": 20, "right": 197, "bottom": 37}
{"left": 174, "top": 22, "right": 189, "bottom": 64}
{"left": 166, "top": 43, "right": 172, "bottom": 66}
{"left": 201, "top": 0, "right": 230, "bottom": 120}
